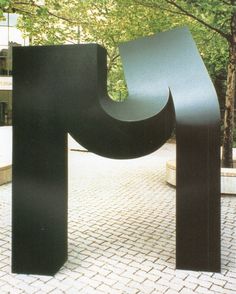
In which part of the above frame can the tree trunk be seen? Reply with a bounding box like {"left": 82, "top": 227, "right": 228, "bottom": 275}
{"left": 222, "top": 10, "right": 236, "bottom": 168}
{"left": 222, "top": 46, "right": 236, "bottom": 167}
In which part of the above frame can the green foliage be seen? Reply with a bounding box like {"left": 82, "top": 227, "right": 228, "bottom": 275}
{"left": 3, "top": 0, "right": 232, "bottom": 102}
{"left": 0, "top": 0, "right": 9, "bottom": 7}
{"left": 0, "top": 0, "right": 10, "bottom": 17}
{"left": 108, "top": 57, "right": 128, "bottom": 101}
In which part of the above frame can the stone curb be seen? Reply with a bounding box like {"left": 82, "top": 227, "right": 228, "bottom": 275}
{"left": 166, "top": 160, "right": 236, "bottom": 195}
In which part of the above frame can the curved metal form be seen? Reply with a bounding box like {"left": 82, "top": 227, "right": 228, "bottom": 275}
{"left": 66, "top": 46, "right": 175, "bottom": 159}
{"left": 117, "top": 27, "right": 221, "bottom": 272}
{"left": 12, "top": 27, "right": 220, "bottom": 275}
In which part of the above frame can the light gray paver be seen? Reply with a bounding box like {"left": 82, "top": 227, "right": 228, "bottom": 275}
{"left": 0, "top": 142, "right": 236, "bottom": 293}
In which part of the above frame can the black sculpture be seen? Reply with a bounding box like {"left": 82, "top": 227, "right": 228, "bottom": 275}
{"left": 12, "top": 27, "right": 220, "bottom": 275}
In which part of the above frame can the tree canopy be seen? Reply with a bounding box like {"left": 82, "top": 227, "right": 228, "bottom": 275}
{"left": 0, "top": 0, "right": 229, "bottom": 99}
{"left": 1, "top": 0, "right": 235, "bottom": 165}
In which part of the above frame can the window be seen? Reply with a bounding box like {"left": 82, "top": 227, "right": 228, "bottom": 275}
{"left": 0, "top": 13, "right": 29, "bottom": 76}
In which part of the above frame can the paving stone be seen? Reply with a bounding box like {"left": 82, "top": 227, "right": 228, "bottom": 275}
{"left": 165, "top": 289, "right": 180, "bottom": 294}
{"left": 0, "top": 143, "right": 236, "bottom": 293}
{"left": 195, "top": 286, "right": 212, "bottom": 293}
{"left": 210, "top": 284, "right": 229, "bottom": 293}
{"left": 224, "top": 282, "right": 236, "bottom": 290}
{"left": 179, "top": 287, "right": 195, "bottom": 294}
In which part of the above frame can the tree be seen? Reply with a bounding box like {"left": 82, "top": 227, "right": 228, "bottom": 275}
{"left": 0, "top": 0, "right": 234, "bottom": 167}
{"left": 128, "top": 0, "right": 235, "bottom": 167}
{"left": 0, "top": 0, "right": 193, "bottom": 98}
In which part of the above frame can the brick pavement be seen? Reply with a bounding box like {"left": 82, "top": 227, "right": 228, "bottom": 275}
{"left": 0, "top": 142, "right": 236, "bottom": 293}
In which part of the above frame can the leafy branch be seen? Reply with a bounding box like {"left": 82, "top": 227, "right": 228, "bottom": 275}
{"left": 2, "top": 0, "right": 78, "bottom": 24}
{"left": 133, "top": 0, "right": 231, "bottom": 41}
{"left": 165, "top": 0, "right": 231, "bottom": 40}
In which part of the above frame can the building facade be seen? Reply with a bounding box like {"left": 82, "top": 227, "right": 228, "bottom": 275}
{"left": 0, "top": 13, "right": 29, "bottom": 125}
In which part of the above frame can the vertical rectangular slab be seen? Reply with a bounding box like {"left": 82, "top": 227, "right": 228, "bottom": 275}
{"left": 176, "top": 124, "right": 221, "bottom": 272}
{"left": 12, "top": 47, "right": 68, "bottom": 275}
{"left": 12, "top": 44, "right": 100, "bottom": 275}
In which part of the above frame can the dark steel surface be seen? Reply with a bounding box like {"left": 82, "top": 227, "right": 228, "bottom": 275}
{"left": 12, "top": 46, "right": 68, "bottom": 275}
{"left": 117, "top": 27, "right": 220, "bottom": 272}
{"left": 12, "top": 27, "right": 220, "bottom": 275}
{"left": 69, "top": 27, "right": 221, "bottom": 272}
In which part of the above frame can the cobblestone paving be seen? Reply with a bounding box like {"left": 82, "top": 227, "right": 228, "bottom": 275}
{"left": 0, "top": 144, "right": 236, "bottom": 293}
